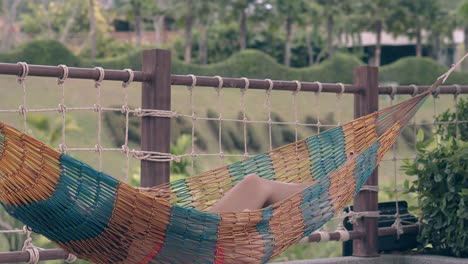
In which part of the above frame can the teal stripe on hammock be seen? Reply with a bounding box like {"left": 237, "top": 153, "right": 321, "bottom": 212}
{"left": 353, "top": 142, "right": 380, "bottom": 195}
{"left": 306, "top": 126, "right": 347, "bottom": 184}
{"left": 257, "top": 207, "right": 274, "bottom": 263}
{"left": 170, "top": 179, "right": 193, "bottom": 207}
{"left": 154, "top": 205, "right": 221, "bottom": 263}
{"left": 1, "top": 154, "right": 118, "bottom": 243}
{"left": 300, "top": 179, "right": 335, "bottom": 235}
{"left": 300, "top": 127, "right": 345, "bottom": 234}
{"left": 228, "top": 153, "right": 275, "bottom": 182}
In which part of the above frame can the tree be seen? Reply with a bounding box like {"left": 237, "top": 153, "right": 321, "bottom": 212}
{"left": 356, "top": 0, "right": 404, "bottom": 66}
{"left": 459, "top": 0, "right": 468, "bottom": 68}
{"left": 274, "top": 0, "right": 308, "bottom": 66}
{"left": 153, "top": 0, "right": 170, "bottom": 46}
{"left": 1, "top": 0, "right": 22, "bottom": 51}
{"left": 89, "top": 0, "right": 97, "bottom": 61}
{"left": 195, "top": 1, "right": 221, "bottom": 64}
{"left": 228, "top": 0, "right": 257, "bottom": 51}
{"left": 398, "top": 0, "right": 442, "bottom": 57}
{"left": 184, "top": 0, "right": 194, "bottom": 63}
{"left": 116, "top": 0, "right": 157, "bottom": 47}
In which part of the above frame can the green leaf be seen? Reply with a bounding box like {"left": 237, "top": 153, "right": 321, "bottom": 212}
{"left": 416, "top": 128, "right": 425, "bottom": 143}
{"left": 461, "top": 188, "right": 468, "bottom": 196}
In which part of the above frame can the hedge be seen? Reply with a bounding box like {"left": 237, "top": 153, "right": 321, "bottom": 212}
{"left": 2, "top": 39, "right": 468, "bottom": 85}
{"left": 0, "top": 39, "right": 81, "bottom": 66}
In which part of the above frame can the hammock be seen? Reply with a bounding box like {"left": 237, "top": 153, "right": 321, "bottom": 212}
{"left": 0, "top": 72, "right": 449, "bottom": 263}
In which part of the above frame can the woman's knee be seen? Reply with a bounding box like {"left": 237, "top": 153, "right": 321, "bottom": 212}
{"left": 243, "top": 174, "right": 260, "bottom": 183}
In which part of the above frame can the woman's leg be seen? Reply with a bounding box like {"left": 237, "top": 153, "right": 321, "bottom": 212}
{"left": 208, "top": 174, "right": 309, "bottom": 213}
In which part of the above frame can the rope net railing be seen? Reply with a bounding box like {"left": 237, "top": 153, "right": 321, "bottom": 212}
{"left": 0, "top": 58, "right": 467, "bottom": 263}
{"left": 0, "top": 63, "right": 147, "bottom": 263}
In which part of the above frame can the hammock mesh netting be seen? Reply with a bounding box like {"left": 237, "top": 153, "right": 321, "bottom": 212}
{"left": 0, "top": 84, "right": 434, "bottom": 263}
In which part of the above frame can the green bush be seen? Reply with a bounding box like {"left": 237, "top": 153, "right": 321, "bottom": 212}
{"left": 435, "top": 97, "right": 468, "bottom": 141}
{"left": 402, "top": 136, "right": 468, "bottom": 257}
{"left": 380, "top": 56, "right": 468, "bottom": 85}
{"left": 172, "top": 49, "right": 361, "bottom": 83}
{"left": 4, "top": 39, "right": 468, "bottom": 86}
{"left": 2, "top": 39, "right": 81, "bottom": 66}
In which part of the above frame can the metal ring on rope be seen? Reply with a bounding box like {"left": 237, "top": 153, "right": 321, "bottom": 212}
{"left": 214, "top": 75, "right": 223, "bottom": 90}
{"left": 410, "top": 84, "right": 418, "bottom": 97}
{"left": 314, "top": 81, "right": 323, "bottom": 94}
{"left": 390, "top": 85, "right": 397, "bottom": 100}
{"left": 187, "top": 74, "right": 197, "bottom": 88}
{"left": 17, "top": 62, "right": 29, "bottom": 83}
{"left": 123, "top": 68, "right": 134, "bottom": 87}
{"left": 317, "top": 231, "right": 330, "bottom": 242}
{"left": 94, "top": 67, "right": 105, "bottom": 87}
{"left": 293, "top": 80, "right": 301, "bottom": 94}
{"left": 337, "top": 82, "right": 346, "bottom": 96}
{"left": 454, "top": 84, "right": 461, "bottom": 99}
{"left": 432, "top": 86, "right": 441, "bottom": 98}
{"left": 57, "top": 64, "right": 69, "bottom": 84}
{"left": 337, "top": 229, "right": 350, "bottom": 241}
{"left": 265, "top": 78, "right": 274, "bottom": 92}
{"left": 241, "top": 77, "right": 249, "bottom": 92}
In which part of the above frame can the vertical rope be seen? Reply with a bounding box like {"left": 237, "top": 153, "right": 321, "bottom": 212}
{"left": 411, "top": 85, "right": 418, "bottom": 160}
{"left": 241, "top": 77, "right": 249, "bottom": 157}
{"left": 314, "top": 81, "right": 323, "bottom": 133}
{"left": 454, "top": 84, "right": 461, "bottom": 139}
{"left": 57, "top": 64, "right": 69, "bottom": 153}
{"left": 293, "top": 80, "right": 301, "bottom": 151}
{"left": 94, "top": 67, "right": 105, "bottom": 171}
{"left": 432, "top": 86, "right": 440, "bottom": 144}
{"left": 22, "top": 226, "right": 39, "bottom": 264}
{"left": 122, "top": 69, "right": 134, "bottom": 182}
{"left": 214, "top": 76, "right": 224, "bottom": 159}
{"left": 265, "top": 79, "right": 274, "bottom": 151}
{"left": 187, "top": 74, "right": 197, "bottom": 174}
{"left": 336, "top": 83, "right": 346, "bottom": 126}
{"left": 17, "top": 62, "right": 29, "bottom": 132}
{"left": 389, "top": 85, "right": 402, "bottom": 239}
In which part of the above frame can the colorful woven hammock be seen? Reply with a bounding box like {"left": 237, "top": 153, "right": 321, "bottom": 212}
{"left": 0, "top": 74, "right": 446, "bottom": 263}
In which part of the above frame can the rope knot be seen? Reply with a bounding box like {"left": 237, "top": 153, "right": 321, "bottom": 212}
{"left": 94, "top": 144, "right": 103, "bottom": 154}
{"left": 93, "top": 104, "right": 101, "bottom": 112}
{"left": 121, "top": 105, "right": 130, "bottom": 114}
{"left": 19, "top": 105, "right": 27, "bottom": 116}
{"left": 391, "top": 216, "right": 404, "bottom": 239}
{"left": 121, "top": 145, "right": 130, "bottom": 154}
{"left": 58, "top": 103, "right": 67, "bottom": 113}
{"left": 58, "top": 144, "right": 68, "bottom": 153}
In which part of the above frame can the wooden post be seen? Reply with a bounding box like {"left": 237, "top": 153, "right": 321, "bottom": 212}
{"left": 352, "top": 66, "right": 379, "bottom": 257}
{"left": 140, "top": 49, "right": 171, "bottom": 187}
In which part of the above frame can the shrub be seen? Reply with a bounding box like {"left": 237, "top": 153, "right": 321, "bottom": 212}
{"left": 435, "top": 97, "right": 468, "bottom": 142}
{"left": 379, "top": 56, "right": 468, "bottom": 85}
{"left": 402, "top": 136, "right": 468, "bottom": 257}
{"left": 4, "top": 39, "right": 80, "bottom": 66}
